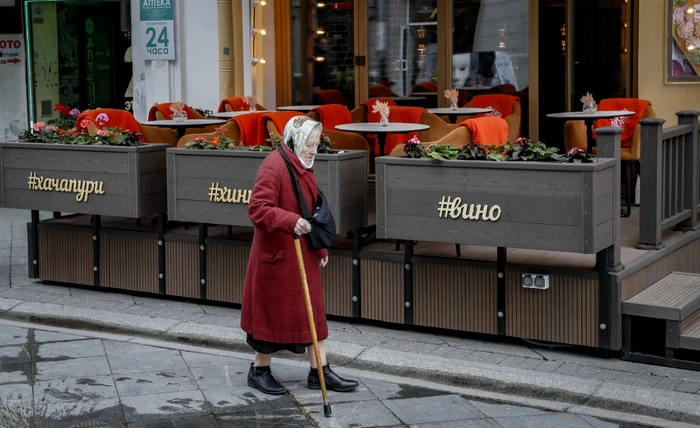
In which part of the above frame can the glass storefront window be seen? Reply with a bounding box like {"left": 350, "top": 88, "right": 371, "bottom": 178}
{"left": 451, "top": 0, "right": 529, "bottom": 134}
{"left": 290, "top": 0, "right": 356, "bottom": 107}
{"left": 24, "top": 0, "right": 131, "bottom": 123}
{"left": 366, "top": 0, "right": 438, "bottom": 105}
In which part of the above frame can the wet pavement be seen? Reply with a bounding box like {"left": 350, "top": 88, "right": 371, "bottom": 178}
{"left": 0, "top": 321, "right": 654, "bottom": 428}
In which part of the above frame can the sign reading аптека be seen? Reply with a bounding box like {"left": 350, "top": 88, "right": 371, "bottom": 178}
{"left": 140, "top": 0, "right": 175, "bottom": 61}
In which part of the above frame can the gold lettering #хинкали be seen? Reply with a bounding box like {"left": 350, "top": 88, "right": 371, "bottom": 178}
{"left": 436, "top": 195, "right": 501, "bottom": 221}
{"left": 208, "top": 182, "right": 251, "bottom": 204}
{"left": 27, "top": 172, "right": 105, "bottom": 202}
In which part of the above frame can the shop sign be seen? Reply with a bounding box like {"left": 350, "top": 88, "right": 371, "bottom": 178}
{"left": 27, "top": 172, "right": 105, "bottom": 203}
{"left": 436, "top": 196, "right": 501, "bottom": 221}
{"left": 208, "top": 182, "right": 251, "bottom": 204}
{"left": 0, "top": 35, "right": 24, "bottom": 67}
{"left": 139, "top": 0, "right": 175, "bottom": 61}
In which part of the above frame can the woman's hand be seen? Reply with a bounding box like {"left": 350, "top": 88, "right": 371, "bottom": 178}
{"left": 294, "top": 218, "right": 311, "bottom": 236}
{"left": 319, "top": 256, "right": 329, "bottom": 267}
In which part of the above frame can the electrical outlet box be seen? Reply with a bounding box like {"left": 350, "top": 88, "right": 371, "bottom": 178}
{"left": 521, "top": 273, "right": 549, "bottom": 290}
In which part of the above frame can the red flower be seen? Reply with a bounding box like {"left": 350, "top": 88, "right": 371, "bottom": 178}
{"left": 54, "top": 103, "right": 70, "bottom": 116}
{"left": 80, "top": 119, "right": 91, "bottom": 129}
{"left": 211, "top": 138, "right": 220, "bottom": 145}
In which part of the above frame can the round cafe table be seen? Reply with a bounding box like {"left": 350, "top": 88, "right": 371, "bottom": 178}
{"left": 276, "top": 105, "right": 320, "bottom": 113}
{"left": 335, "top": 122, "right": 430, "bottom": 156}
{"left": 428, "top": 107, "right": 492, "bottom": 124}
{"left": 546, "top": 110, "right": 635, "bottom": 154}
{"left": 140, "top": 119, "right": 227, "bottom": 139}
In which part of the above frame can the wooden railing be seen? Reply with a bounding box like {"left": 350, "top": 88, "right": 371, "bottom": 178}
{"left": 637, "top": 110, "right": 700, "bottom": 249}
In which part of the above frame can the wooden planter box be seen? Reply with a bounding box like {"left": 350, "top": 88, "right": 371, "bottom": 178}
{"left": 166, "top": 148, "right": 368, "bottom": 232}
{"left": 0, "top": 142, "right": 168, "bottom": 218}
{"left": 375, "top": 156, "right": 617, "bottom": 254}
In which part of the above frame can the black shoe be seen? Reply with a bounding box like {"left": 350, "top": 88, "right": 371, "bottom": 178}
{"left": 247, "top": 363, "right": 286, "bottom": 395}
{"left": 308, "top": 364, "right": 359, "bottom": 392}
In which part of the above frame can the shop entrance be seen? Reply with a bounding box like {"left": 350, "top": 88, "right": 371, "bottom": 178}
{"left": 24, "top": 0, "right": 131, "bottom": 124}
{"left": 537, "top": 0, "right": 633, "bottom": 151}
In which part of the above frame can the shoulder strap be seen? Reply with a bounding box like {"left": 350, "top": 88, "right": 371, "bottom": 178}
{"left": 277, "top": 147, "right": 312, "bottom": 218}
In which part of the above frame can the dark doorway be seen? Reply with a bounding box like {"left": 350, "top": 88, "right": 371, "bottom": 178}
{"left": 537, "top": 0, "right": 566, "bottom": 151}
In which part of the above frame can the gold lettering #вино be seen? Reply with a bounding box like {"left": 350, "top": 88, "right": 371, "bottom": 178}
{"left": 437, "top": 195, "right": 501, "bottom": 221}
{"left": 27, "top": 172, "right": 105, "bottom": 202}
{"left": 208, "top": 182, "right": 251, "bottom": 204}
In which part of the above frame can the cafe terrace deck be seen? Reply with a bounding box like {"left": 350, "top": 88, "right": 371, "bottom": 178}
{"left": 3, "top": 112, "right": 700, "bottom": 370}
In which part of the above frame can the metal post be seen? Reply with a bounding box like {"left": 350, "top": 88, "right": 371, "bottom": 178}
{"left": 595, "top": 126, "right": 624, "bottom": 271}
{"left": 677, "top": 110, "right": 700, "bottom": 231}
{"left": 636, "top": 118, "right": 666, "bottom": 250}
{"left": 597, "top": 246, "right": 611, "bottom": 350}
{"left": 497, "top": 247, "right": 507, "bottom": 335}
{"left": 157, "top": 213, "right": 167, "bottom": 294}
{"left": 93, "top": 215, "right": 101, "bottom": 287}
{"left": 30, "top": 210, "right": 39, "bottom": 278}
{"left": 352, "top": 228, "right": 362, "bottom": 318}
{"left": 199, "top": 223, "right": 208, "bottom": 300}
{"left": 404, "top": 240, "right": 414, "bottom": 325}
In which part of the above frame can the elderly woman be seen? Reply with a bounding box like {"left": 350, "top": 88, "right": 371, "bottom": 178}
{"left": 241, "top": 116, "right": 359, "bottom": 395}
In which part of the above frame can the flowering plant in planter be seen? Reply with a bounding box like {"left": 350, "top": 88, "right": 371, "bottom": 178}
{"left": 184, "top": 126, "right": 237, "bottom": 150}
{"left": 19, "top": 116, "right": 143, "bottom": 146}
{"left": 404, "top": 136, "right": 426, "bottom": 158}
{"left": 71, "top": 127, "right": 143, "bottom": 147}
{"left": 401, "top": 137, "right": 562, "bottom": 163}
{"left": 557, "top": 147, "right": 597, "bottom": 163}
{"left": 317, "top": 133, "right": 337, "bottom": 154}
{"left": 47, "top": 103, "right": 81, "bottom": 130}
{"left": 18, "top": 122, "right": 68, "bottom": 144}
{"left": 502, "top": 137, "right": 560, "bottom": 161}
{"left": 458, "top": 142, "right": 492, "bottom": 160}
{"left": 426, "top": 144, "right": 461, "bottom": 160}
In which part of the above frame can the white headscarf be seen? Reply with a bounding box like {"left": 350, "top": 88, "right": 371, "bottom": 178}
{"left": 282, "top": 116, "right": 322, "bottom": 169}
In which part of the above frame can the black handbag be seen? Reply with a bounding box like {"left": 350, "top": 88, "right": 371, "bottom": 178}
{"left": 278, "top": 147, "right": 336, "bottom": 250}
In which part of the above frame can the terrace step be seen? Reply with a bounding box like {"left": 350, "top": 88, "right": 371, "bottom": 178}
{"left": 680, "top": 310, "right": 700, "bottom": 351}
{"left": 622, "top": 272, "right": 700, "bottom": 322}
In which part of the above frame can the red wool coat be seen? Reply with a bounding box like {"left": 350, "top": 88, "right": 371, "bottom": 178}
{"left": 240, "top": 146, "right": 329, "bottom": 344}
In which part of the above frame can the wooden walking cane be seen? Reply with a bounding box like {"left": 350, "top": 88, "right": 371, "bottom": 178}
{"left": 293, "top": 235, "right": 332, "bottom": 417}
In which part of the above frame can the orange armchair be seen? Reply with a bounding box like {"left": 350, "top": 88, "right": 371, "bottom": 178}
{"left": 148, "top": 103, "right": 219, "bottom": 136}
{"left": 77, "top": 108, "right": 178, "bottom": 147}
{"left": 176, "top": 120, "right": 241, "bottom": 147}
{"left": 217, "top": 97, "right": 266, "bottom": 112}
{"left": 564, "top": 100, "right": 655, "bottom": 216}
{"left": 564, "top": 104, "right": 655, "bottom": 161}
{"left": 389, "top": 126, "right": 472, "bottom": 156}
{"left": 464, "top": 94, "right": 521, "bottom": 143}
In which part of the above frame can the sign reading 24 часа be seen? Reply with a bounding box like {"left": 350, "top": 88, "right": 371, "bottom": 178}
{"left": 139, "top": 0, "right": 175, "bottom": 61}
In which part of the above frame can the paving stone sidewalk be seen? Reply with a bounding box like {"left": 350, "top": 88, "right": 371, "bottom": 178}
{"left": 0, "top": 319, "right": 675, "bottom": 427}
{"left": 3, "top": 209, "right": 700, "bottom": 425}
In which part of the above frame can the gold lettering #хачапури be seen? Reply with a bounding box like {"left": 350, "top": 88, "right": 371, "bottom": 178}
{"left": 27, "top": 172, "right": 105, "bottom": 202}
{"left": 208, "top": 182, "right": 251, "bottom": 204}
{"left": 436, "top": 195, "right": 501, "bottom": 221}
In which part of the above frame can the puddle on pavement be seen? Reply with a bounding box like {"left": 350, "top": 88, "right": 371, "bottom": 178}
{"left": 388, "top": 383, "right": 451, "bottom": 400}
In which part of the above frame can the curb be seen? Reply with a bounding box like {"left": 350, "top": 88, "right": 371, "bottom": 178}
{"left": 2, "top": 302, "right": 700, "bottom": 426}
